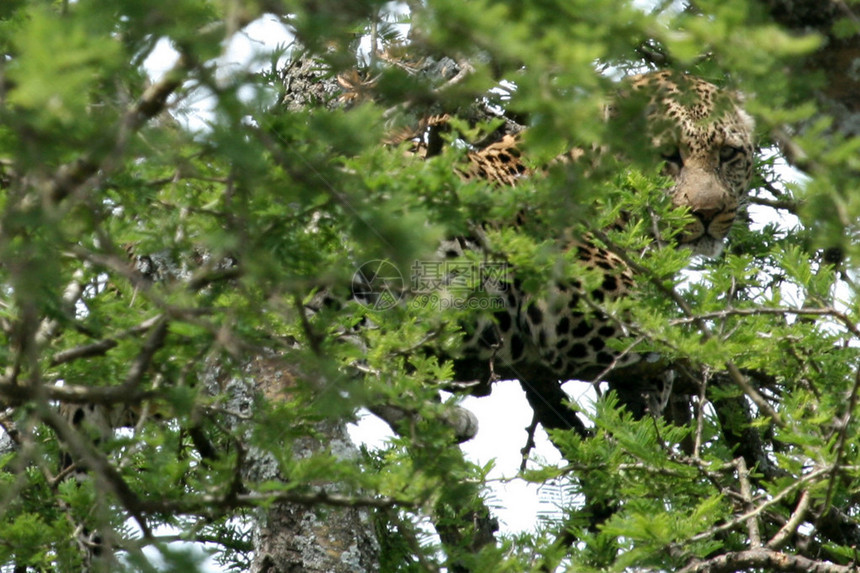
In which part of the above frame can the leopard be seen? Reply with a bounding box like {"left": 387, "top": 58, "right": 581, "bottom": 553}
{"left": 420, "top": 71, "right": 756, "bottom": 409}
{"left": 51, "top": 71, "right": 755, "bottom": 470}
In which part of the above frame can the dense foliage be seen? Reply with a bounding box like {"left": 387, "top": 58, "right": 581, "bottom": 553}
{"left": 1, "top": 0, "right": 859, "bottom": 571}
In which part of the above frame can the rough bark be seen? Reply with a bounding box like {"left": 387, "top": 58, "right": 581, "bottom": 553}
{"left": 249, "top": 416, "right": 381, "bottom": 573}
{"left": 252, "top": 502, "right": 379, "bottom": 573}
{"left": 213, "top": 356, "right": 381, "bottom": 573}
{"left": 279, "top": 54, "right": 345, "bottom": 112}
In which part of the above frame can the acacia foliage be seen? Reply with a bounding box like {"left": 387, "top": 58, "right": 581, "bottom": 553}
{"left": 0, "top": 0, "right": 859, "bottom": 571}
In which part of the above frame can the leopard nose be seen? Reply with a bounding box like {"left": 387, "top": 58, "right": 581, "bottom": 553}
{"left": 692, "top": 207, "right": 721, "bottom": 227}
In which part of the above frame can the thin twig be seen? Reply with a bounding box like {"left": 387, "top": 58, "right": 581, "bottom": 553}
{"left": 767, "top": 489, "right": 811, "bottom": 550}
{"left": 587, "top": 335, "right": 648, "bottom": 390}
{"left": 735, "top": 457, "right": 761, "bottom": 548}
{"left": 520, "top": 412, "right": 540, "bottom": 473}
{"left": 820, "top": 368, "right": 860, "bottom": 519}
{"left": 687, "top": 466, "right": 829, "bottom": 545}
{"left": 670, "top": 306, "right": 860, "bottom": 338}
{"left": 693, "top": 371, "right": 709, "bottom": 459}
{"left": 44, "top": 55, "right": 190, "bottom": 205}
{"left": 121, "top": 317, "right": 169, "bottom": 391}
{"left": 591, "top": 229, "right": 783, "bottom": 426}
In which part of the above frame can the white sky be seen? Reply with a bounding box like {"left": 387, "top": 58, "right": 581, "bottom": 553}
{"left": 143, "top": 14, "right": 294, "bottom": 132}
{"left": 347, "top": 381, "right": 585, "bottom": 534}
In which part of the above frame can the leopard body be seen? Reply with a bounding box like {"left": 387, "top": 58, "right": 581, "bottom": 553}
{"left": 443, "top": 72, "right": 755, "bottom": 382}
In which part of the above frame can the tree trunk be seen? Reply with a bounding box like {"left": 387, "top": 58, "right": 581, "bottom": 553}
{"left": 216, "top": 356, "right": 381, "bottom": 573}
{"left": 249, "top": 422, "right": 380, "bottom": 573}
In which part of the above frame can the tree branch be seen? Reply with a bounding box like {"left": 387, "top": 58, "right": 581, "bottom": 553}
{"left": 678, "top": 548, "right": 855, "bottom": 573}
{"left": 0, "top": 381, "right": 156, "bottom": 407}
{"left": 50, "top": 315, "right": 165, "bottom": 366}
{"left": 767, "top": 489, "right": 811, "bottom": 550}
{"left": 735, "top": 457, "right": 761, "bottom": 548}
{"left": 686, "top": 466, "right": 829, "bottom": 546}
{"left": 747, "top": 194, "right": 803, "bottom": 214}
{"left": 135, "top": 487, "right": 414, "bottom": 515}
{"left": 120, "top": 317, "right": 169, "bottom": 391}
{"left": 819, "top": 367, "right": 860, "bottom": 520}
{"left": 35, "top": 400, "right": 152, "bottom": 539}
{"left": 45, "top": 56, "right": 190, "bottom": 204}
{"left": 590, "top": 229, "right": 783, "bottom": 425}
{"left": 670, "top": 306, "right": 860, "bottom": 338}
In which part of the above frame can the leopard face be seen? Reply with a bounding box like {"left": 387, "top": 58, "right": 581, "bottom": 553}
{"left": 633, "top": 72, "right": 756, "bottom": 257}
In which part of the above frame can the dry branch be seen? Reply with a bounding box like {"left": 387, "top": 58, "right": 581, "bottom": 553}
{"left": 678, "top": 548, "right": 855, "bottom": 573}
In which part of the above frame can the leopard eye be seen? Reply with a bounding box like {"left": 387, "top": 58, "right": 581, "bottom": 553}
{"left": 661, "top": 147, "right": 683, "bottom": 167}
{"left": 719, "top": 145, "right": 742, "bottom": 162}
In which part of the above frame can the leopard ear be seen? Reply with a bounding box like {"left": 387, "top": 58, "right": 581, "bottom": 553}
{"left": 736, "top": 106, "right": 755, "bottom": 133}
{"left": 608, "top": 73, "right": 656, "bottom": 120}
{"left": 727, "top": 90, "right": 755, "bottom": 133}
